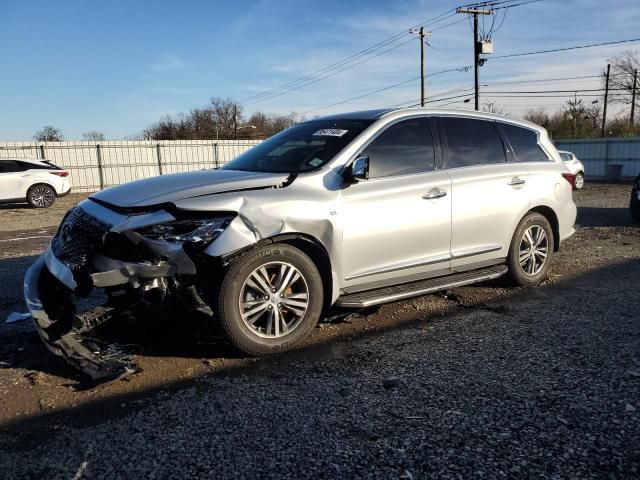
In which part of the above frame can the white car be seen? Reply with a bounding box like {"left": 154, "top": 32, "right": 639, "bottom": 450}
{"left": 0, "top": 158, "right": 71, "bottom": 208}
{"left": 558, "top": 150, "right": 585, "bottom": 189}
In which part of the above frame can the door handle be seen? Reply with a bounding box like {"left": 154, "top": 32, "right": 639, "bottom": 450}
{"left": 422, "top": 188, "right": 447, "bottom": 200}
{"left": 508, "top": 177, "right": 526, "bottom": 186}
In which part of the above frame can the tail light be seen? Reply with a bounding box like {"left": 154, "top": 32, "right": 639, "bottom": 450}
{"left": 562, "top": 173, "right": 576, "bottom": 187}
{"left": 50, "top": 171, "right": 69, "bottom": 177}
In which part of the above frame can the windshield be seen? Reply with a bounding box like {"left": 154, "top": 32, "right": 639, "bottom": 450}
{"left": 222, "top": 119, "right": 374, "bottom": 173}
{"left": 559, "top": 152, "right": 572, "bottom": 161}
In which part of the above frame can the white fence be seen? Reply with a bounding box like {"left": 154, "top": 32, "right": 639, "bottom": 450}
{"left": 0, "top": 140, "right": 262, "bottom": 192}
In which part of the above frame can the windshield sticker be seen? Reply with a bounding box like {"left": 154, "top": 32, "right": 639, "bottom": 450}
{"left": 313, "top": 129, "right": 348, "bottom": 137}
{"left": 308, "top": 157, "right": 323, "bottom": 167}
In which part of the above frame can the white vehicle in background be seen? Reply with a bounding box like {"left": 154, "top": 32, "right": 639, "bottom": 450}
{"left": 558, "top": 150, "right": 585, "bottom": 189}
{"left": 0, "top": 158, "right": 71, "bottom": 208}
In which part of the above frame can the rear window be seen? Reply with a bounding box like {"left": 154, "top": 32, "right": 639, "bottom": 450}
{"left": 500, "top": 124, "right": 550, "bottom": 163}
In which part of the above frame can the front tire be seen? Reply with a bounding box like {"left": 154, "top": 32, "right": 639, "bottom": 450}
{"left": 506, "top": 213, "right": 554, "bottom": 286}
{"left": 217, "top": 244, "right": 323, "bottom": 355}
{"left": 574, "top": 172, "right": 584, "bottom": 190}
{"left": 27, "top": 184, "right": 56, "bottom": 208}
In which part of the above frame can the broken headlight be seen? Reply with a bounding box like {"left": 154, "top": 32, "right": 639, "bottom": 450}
{"left": 137, "top": 216, "right": 233, "bottom": 246}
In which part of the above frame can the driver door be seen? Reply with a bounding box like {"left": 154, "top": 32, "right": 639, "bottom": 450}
{"left": 339, "top": 117, "right": 452, "bottom": 289}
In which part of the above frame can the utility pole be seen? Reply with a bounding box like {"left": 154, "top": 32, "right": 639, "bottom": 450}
{"left": 601, "top": 63, "right": 610, "bottom": 138}
{"left": 410, "top": 27, "right": 430, "bottom": 106}
{"left": 456, "top": 7, "right": 494, "bottom": 111}
{"left": 631, "top": 68, "right": 637, "bottom": 126}
{"left": 233, "top": 104, "right": 238, "bottom": 140}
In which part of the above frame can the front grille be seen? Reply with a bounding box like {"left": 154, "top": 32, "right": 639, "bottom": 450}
{"left": 51, "top": 207, "right": 110, "bottom": 270}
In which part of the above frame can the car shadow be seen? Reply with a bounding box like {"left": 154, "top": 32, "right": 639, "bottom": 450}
{"left": 577, "top": 206, "right": 637, "bottom": 228}
{"left": 0, "top": 202, "right": 31, "bottom": 209}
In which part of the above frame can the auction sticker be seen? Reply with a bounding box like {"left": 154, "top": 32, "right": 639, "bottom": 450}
{"left": 313, "top": 129, "right": 348, "bottom": 137}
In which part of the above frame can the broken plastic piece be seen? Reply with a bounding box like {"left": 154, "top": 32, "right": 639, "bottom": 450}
{"left": 5, "top": 312, "right": 31, "bottom": 324}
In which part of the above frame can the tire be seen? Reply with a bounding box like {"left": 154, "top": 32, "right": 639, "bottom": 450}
{"left": 217, "top": 243, "right": 323, "bottom": 355}
{"left": 574, "top": 172, "right": 584, "bottom": 190}
{"left": 27, "top": 184, "right": 56, "bottom": 208}
{"left": 506, "top": 213, "right": 555, "bottom": 286}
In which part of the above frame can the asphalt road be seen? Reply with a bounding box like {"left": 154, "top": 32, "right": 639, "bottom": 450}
{"left": 0, "top": 183, "right": 639, "bottom": 479}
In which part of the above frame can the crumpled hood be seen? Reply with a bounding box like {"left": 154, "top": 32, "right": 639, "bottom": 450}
{"left": 90, "top": 169, "right": 290, "bottom": 208}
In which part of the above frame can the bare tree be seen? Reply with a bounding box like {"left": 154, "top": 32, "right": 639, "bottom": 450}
{"left": 82, "top": 130, "right": 106, "bottom": 141}
{"left": 143, "top": 96, "right": 297, "bottom": 140}
{"left": 33, "top": 126, "right": 63, "bottom": 142}
{"left": 605, "top": 50, "right": 640, "bottom": 107}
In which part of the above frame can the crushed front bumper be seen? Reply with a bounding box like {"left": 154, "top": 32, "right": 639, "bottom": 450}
{"left": 24, "top": 256, "right": 137, "bottom": 380}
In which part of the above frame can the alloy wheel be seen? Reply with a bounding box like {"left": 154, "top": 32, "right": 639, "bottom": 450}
{"left": 239, "top": 261, "right": 310, "bottom": 338}
{"left": 519, "top": 225, "right": 549, "bottom": 276}
{"left": 30, "top": 186, "right": 54, "bottom": 207}
{"left": 575, "top": 173, "right": 584, "bottom": 189}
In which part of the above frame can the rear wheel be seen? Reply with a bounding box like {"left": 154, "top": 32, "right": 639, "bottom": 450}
{"left": 27, "top": 184, "right": 56, "bottom": 208}
{"left": 217, "top": 244, "right": 323, "bottom": 355}
{"left": 574, "top": 172, "right": 584, "bottom": 189}
{"left": 506, "top": 213, "right": 554, "bottom": 286}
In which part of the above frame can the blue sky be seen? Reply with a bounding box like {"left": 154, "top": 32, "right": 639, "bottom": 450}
{"left": 1, "top": 0, "right": 639, "bottom": 140}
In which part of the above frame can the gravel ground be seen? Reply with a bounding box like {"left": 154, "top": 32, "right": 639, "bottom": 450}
{"left": 0, "top": 183, "right": 639, "bottom": 479}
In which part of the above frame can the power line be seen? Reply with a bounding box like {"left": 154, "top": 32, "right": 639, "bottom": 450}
{"left": 242, "top": 37, "right": 416, "bottom": 107}
{"left": 299, "top": 76, "right": 421, "bottom": 116}
{"left": 482, "top": 88, "right": 628, "bottom": 94}
{"left": 299, "top": 66, "right": 473, "bottom": 116}
{"left": 489, "top": 38, "right": 640, "bottom": 60}
{"left": 240, "top": 9, "right": 460, "bottom": 105}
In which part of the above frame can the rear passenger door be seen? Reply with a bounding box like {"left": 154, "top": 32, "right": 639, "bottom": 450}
{"left": 437, "top": 116, "right": 530, "bottom": 270}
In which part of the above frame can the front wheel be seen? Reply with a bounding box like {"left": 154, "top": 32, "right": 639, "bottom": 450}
{"left": 574, "top": 172, "right": 584, "bottom": 190}
{"left": 506, "top": 213, "right": 554, "bottom": 286}
{"left": 217, "top": 244, "right": 323, "bottom": 355}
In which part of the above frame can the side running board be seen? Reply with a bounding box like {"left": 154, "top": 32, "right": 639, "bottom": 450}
{"left": 336, "top": 264, "right": 508, "bottom": 308}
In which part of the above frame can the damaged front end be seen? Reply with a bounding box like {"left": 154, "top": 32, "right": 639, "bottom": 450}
{"left": 24, "top": 200, "right": 233, "bottom": 380}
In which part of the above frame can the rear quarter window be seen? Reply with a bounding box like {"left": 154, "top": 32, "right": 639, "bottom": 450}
{"left": 499, "top": 123, "right": 550, "bottom": 163}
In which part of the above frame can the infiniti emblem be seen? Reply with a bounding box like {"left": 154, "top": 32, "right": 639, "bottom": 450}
{"left": 60, "top": 224, "right": 72, "bottom": 242}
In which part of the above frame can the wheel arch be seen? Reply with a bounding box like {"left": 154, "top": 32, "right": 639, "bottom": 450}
{"left": 27, "top": 181, "right": 59, "bottom": 196}
{"left": 528, "top": 205, "right": 560, "bottom": 252}
{"left": 221, "top": 232, "right": 335, "bottom": 315}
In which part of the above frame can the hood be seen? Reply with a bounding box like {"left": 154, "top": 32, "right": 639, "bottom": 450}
{"left": 90, "top": 169, "right": 291, "bottom": 208}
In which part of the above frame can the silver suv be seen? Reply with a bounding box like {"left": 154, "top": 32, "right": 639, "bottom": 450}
{"left": 24, "top": 108, "right": 577, "bottom": 379}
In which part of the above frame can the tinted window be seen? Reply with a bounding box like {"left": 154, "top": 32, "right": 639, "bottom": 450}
{"left": 222, "top": 119, "right": 373, "bottom": 174}
{"left": 558, "top": 152, "right": 572, "bottom": 161}
{"left": 0, "top": 161, "right": 26, "bottom": 173}
{"left": 21, "top": 161, "right": 58, "bottom": 170}
{"left": 500, "top": 124, "right": 550, "bottom": 162}
{"left": 441, "top": 117, "right": 506, "bottom": 168}
{"left": 362, "top": 118, "right": 435, "bottom": 178}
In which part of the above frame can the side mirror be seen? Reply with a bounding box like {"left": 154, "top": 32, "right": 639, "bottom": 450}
{"left": 344, "top": 156, "right": 369, "bottom": 183}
